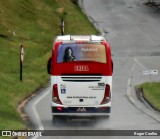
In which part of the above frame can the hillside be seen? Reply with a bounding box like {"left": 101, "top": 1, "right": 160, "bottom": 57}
{"left": 0, "top": 0, "right": 98, "bottom": 132}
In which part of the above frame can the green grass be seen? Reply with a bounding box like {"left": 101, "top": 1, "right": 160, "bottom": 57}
{"left": 0, "top": 0, "right": 98, "bottom": 136}
{"left": 140, "top": 82, "right": 160, "bottom": 110}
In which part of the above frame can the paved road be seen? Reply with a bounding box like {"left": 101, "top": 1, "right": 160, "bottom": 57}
{"left": 25, "top": 0, "right": 160, "bottom": 138}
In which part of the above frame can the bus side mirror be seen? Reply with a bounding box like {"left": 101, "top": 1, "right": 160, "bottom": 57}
{"left": 112, "top": 59, "right": 113, "bottom": 74}
{"left": 47, "top": 57, "right": 52, "bottom": 74}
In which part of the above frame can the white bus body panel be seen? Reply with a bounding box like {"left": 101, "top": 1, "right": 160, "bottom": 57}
{"left": 51, "top": 76, "right": 112, "bottom": 108}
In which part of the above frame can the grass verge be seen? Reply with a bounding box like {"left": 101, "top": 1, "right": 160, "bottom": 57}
{"left": 138, "top": 82, "right": 160, "bottom": 111}
{"left": 0, "top": 0, "right": 98, "bottom": 136}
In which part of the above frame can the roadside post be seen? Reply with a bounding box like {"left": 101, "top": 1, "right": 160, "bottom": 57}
{"left": 20, "top": 45, "right": 24, "bottom": 81}
{"left": 60, "top": 19, "right": 64, "bottom": 35}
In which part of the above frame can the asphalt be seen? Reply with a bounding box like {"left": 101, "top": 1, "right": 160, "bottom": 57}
{"left": 25, "top": 0, "right": 160, "bottom": 138}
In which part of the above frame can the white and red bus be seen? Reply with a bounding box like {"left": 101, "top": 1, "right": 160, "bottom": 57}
{"left": 48, "top": 35, "right": 113, "bottom": 116}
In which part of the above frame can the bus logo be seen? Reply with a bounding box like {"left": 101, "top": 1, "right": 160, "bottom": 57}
{"left": 2, "top": 131, "right": 11, "bottom": 136}
{"left": 74, "top": 65, "right": 89, "bottom": 71}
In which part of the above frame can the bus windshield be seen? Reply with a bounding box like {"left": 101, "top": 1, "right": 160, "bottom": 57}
{"left": 57, "top": 43, "right": 107, "bottom": 63}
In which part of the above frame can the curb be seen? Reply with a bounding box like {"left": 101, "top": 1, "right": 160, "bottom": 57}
{"left": 136, "top": 87, "right": 160, "bottom": 113}
{"left": 78, "top": 0, "right": 103, "bottom": 34}
{"left": 17, "top": 86, "right": 48, "bottom": 130}
{"left": 127, "top": 85, "right": 160, "bottom": 122}
{"left": 127, "top": 63, "right": 160, "bottom": 122}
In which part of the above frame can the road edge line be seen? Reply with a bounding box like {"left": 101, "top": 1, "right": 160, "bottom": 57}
{"left": 32, "top": 88, "right": 50, "bottom": 130}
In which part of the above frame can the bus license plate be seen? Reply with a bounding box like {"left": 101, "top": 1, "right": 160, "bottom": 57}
{"left": 77, "top": 108, "right": 86, "bottom": 112}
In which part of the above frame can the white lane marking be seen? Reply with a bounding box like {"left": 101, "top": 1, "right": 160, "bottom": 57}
{"left": 31, "top": 88, "right": 50, "bottom": 139}
{"left": 127, "top": 58, "right": 147, "bottom": 102}
{"left": 134, "top": 58, "right": 147, "bottom": 70}
{"left": 127, "top": 60, "right": 160, "bottom": 122}
{"left": 33, "top": 88, "right": 50, "bottom": 130}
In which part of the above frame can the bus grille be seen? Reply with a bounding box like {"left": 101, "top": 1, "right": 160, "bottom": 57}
{"left": 61, "top": 75, "right": 102, "bottom": 82}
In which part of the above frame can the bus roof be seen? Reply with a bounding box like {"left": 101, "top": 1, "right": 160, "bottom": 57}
{"left": 55, "top": 35, "right": 106, "bottom": 42}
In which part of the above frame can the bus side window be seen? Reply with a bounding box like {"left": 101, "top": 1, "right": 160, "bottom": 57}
{"left": 47, "top": 57, "right": 52, "bottom": 74}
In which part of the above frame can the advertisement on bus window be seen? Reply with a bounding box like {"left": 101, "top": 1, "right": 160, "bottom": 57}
{"left": 57, "top": 43, "right": 107, "bottom": 63}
